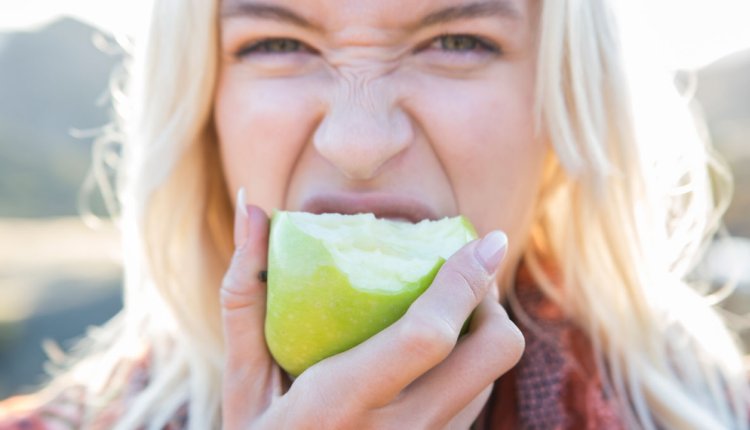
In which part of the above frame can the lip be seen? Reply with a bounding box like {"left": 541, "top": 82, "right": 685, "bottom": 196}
{"left": 300, "top": 192, "right": 440, "bottom": 223}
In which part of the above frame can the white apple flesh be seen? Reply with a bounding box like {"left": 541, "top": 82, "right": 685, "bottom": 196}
{"left": 265, "top": 211, "right": 478, "bottom": 377}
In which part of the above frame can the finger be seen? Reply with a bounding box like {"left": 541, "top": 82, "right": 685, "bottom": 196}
{"left": 443, "top": 384, "right": 494, "bottom": 430}
{"left": 308, "top": 231, "right": 508, "bottom": 409}
{"left": 397, "top": 295, "right": 524, "bottom": 428}
{"left": 221, "top": 189, "right": 273, "bottom": 417}
{"left": 222, "top": 194, "right": 270, "bottom": 365}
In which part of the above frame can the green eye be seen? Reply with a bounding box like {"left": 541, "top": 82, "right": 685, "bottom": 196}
{"left": 439, "top": 35, "right": 479, "bottom": 51}
{"left": 431, "top": 34, "right": 500, "bottom": 54}
{"left": 261, "top": 39, "right": 302, "bottom": 53}
{"left": 237, "top": 38, "right": 307, "bottom": 57}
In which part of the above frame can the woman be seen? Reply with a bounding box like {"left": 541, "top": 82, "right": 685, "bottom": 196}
{"left": 1, "top": 0, "right": 748, "bottom": 428}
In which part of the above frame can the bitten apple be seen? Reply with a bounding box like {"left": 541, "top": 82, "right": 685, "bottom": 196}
{"left": 265, "top": 211, "right": 477, "bottom": 377}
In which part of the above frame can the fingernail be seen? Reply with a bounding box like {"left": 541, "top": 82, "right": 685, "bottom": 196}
{"left": 475, "top": 231, "right": 508, "bottom": 273}
{"left": 234, "top": 187, "right": 249, "bottom": 248}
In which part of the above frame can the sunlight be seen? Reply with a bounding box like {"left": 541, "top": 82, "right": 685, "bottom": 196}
{"left": 0, "top": 0, "right": 150, "bottom": 37}
{"left": 0, "top": 1, "right": 748, "bottom": 67}
{"left": 619, "top": 0, "right": 750, "bottom": 69}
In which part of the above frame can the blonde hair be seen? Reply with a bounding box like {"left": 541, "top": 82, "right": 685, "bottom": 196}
{"left": 521, "top": 1, "right": 749, "bottom": 429}
{"left": 49, "top": 0, "right": 748, "bottom": 428}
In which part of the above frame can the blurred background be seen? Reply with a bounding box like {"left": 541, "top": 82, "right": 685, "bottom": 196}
{"left": 0, "top": 0, "right": 749, "bottom": 398}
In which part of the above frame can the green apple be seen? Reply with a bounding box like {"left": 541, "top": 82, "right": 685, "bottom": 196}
{"left": 265, "top": 211, "right": 477, "bottom": 377}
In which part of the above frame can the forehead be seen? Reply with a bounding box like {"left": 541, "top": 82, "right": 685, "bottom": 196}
{"left": 220, "top": 0, "right": 531, "bottom": 30}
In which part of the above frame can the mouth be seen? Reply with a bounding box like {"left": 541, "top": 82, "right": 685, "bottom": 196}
{"left": 300, "top": 192, "right": 440, "bottom": 224}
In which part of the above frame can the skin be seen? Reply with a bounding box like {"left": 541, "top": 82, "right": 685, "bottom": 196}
{"left": 215, "top": 0, "right": 546, "bottom": 427}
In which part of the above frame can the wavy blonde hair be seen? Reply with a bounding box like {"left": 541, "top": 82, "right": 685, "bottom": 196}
{"left": 518, "top": 1, "right": 749, "bottom": 429}
{"left": 51, "top": 0, "right": 749, "bottom": 428}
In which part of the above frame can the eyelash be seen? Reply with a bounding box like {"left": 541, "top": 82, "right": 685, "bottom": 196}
{"left": 235, "top": 38, "right": 314, "bottom": 56}
{"left": 425, "top": 34, "right": 501, "bottom": 54}
{"left": 234, "top": 34, "right": 501, "bottom": 58}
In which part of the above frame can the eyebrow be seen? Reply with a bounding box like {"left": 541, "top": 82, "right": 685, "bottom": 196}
{"left": 221, "top": 2, "right": 318, "bottom": 29}
{"left": 418, "top": 1, "right": 522, "bottom": 27}
{"left": 221, "top": 1, "right": 522, "bottom": 29}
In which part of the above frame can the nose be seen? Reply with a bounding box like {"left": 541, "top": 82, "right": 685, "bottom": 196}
{"left": 313, "top": 76, "right": 413, "bottom": 181}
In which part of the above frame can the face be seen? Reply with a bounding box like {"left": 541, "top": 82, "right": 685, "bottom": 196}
{"left": 215, "top": 0, "right": 547, "bottom": 281}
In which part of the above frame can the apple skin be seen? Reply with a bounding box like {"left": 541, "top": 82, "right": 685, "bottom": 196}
{"left": 264, "top": 212, "right": 475, "bottom": 377}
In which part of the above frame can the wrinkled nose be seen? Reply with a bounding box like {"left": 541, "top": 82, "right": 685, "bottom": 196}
{"left": 313, "top": 78, "right": 413, "bottom": 181}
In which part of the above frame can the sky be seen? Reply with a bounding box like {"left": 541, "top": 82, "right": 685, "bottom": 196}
{"left": 0, "top": 0, "right": 150, "bottom": 38}
{"left": 0, "top": 0, "right": 749, "bottom": 70}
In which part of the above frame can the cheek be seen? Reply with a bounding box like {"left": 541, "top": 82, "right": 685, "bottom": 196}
{"left": 405, "top": 71, "right": 544, "bottom": 237}
{"left": 214, "top": 74, "right": 322, "bottom": 212}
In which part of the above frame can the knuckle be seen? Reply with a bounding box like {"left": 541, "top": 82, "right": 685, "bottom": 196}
{"left": 221, "top": 269, "right": 239, "bottom": 292}
{"left": 219, "top": 284, "right": 246, "bottom": 310}
{"left": 495, "top": 311, "right": 525, "bottom": 353}
{"left": 480, "top": 316, "right": 526, "bottom": 373}
{"left": 222, "top": 252, "right": 246, "bottom": 289}
{"left": 506, "top": 322, "right": 526, "bottom": 362}
{"left": 398, "top": 315, "right": 456, "bottom": 364}
{"left": 439, "top": 256, "right": 488, "bottom": 304}
{"left": 221, "top": 250, "right": 260, "bottom": 295}
{"left": 220, "top": 265, "right": 262, "bottom": 311}
{"left": 220, "top": 267, "right": 246, "bottom": 298}
{"left": 450, "top": 269, "right": 484, "bottom": 304}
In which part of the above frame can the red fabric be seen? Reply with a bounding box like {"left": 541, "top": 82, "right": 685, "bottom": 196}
{"left": 1, "top": 271, "right": 624, "bottom": 429}
{"left": 475, "top": 268, "right": 624, "bottom": 429}
{"left": 0, "top": 360, "right": 187, "bottom": 430}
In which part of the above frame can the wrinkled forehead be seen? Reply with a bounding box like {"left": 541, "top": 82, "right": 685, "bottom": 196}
{"left": 220, "top": 0, "right": 533, "bottom": 32}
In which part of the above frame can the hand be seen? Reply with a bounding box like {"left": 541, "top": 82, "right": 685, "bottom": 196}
{"left": 220, "top": 198, "right": 525, "bottom": 429}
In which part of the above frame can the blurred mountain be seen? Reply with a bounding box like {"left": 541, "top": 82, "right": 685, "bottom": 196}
{"left": 695, "top": 49, "right": 750, "bottom": 236}
{"left": 697, "top": 49, "right": 750, "bottom": 160}
{"left": 0, "top": 17, "right": 121, "bottom": 217}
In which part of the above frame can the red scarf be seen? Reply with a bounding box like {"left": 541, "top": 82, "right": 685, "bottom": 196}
{"left": 475, "top": 268, "right": 624, "bottom": 429}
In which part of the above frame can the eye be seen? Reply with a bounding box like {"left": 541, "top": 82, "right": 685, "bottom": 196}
{"left": 235, "top": 38, "right": 313, "bottom": 58}
{"left": 427, "top": 34, "right": 501, "bottom": 54}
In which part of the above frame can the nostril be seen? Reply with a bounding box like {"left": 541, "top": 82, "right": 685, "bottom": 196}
{"left": 312, "top": 103, "right": 413, "bottom": 180}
